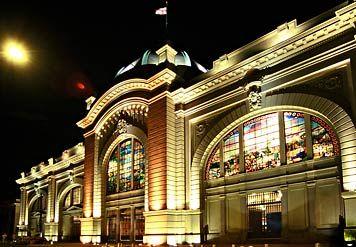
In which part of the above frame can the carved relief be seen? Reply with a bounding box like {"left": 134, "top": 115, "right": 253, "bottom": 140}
{"left": 248, "top": 91, "right": 262, "bottom": 110}
{"left": 308, "top": 74, "right": 343, "bottom": 90}
{"left": 246, "top": 81, "right": 262, "bottom": 111}
{"left": 117, "top": 119, "right": 128, "bottom": 134}
{"left": 196, "top": 121, "right": 209, "bottom": 137}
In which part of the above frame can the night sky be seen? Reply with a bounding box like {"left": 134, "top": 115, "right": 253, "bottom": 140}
{"left": 0, "top": 0, "right": 344, "bottom": 202}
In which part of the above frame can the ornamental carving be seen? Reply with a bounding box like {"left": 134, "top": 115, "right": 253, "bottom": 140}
{"left": 246, "top": 81, "right": 262, "bottom": 111}
{"left": 196, "top": 121, "right": 209, "bottom": 137}
{"left": 117, "top": 119, "right": 128, "bottom": 134}
{"left": 309, "top": 75, "right": 342, "bottom": 90}
{"left": 248, "top": 91, "right": 262, "bottom": 110}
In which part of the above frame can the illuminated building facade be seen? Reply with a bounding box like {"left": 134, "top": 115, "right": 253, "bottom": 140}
{"left": 16, "top": 2, "right": 356, "bottom": 245}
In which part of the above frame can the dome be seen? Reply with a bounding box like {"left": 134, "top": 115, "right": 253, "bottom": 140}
{"left": 115, "top": 44, "right": 207, "bottom": 78}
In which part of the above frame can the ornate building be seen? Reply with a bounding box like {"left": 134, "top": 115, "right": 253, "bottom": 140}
{"left": 16, "top": 2, "right": 356, "bottom": 245}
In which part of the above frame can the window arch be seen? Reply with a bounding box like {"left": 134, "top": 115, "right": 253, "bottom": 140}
{"left": 205, "top": 111, "right": 339, "bottom": 180}
{"left": 63, "top": 187, "right": 82, "bottom": 209}
{"left": 107, "top": 138, "right": 145, "bottom": 194}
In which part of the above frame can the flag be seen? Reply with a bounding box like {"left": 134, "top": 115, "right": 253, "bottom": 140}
{"left": 155, "top": 7, "right": 167, "bottom": 15}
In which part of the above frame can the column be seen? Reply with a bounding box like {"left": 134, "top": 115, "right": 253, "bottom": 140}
{"left": 80, "top": 132, "right": 101, "bottom": 244}
{"left": 175, "top": 110, "right": 185, "bottom": 210}
{"left": 18, "top": 187, "right": 28, "bottom": 236}
{"left": 144, "top": 93, "right": 200, "bottom": 246}
{"left": 44, "top": 175, "right": 58, "bottom": 241}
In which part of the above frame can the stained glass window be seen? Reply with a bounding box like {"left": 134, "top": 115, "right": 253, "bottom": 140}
{"left": 107, "top": 138, "right": 145, "bottom": 193}
{"left": 244, "top": 113, "right": 280, "bottom": 172}
{"left": 119, "top": 140, "right": 132, "bottom": 192}
{"left": 311, "top": 116, "right": 337, "bottom": 159}
{"left": 107, "top": 149, "right": 119, "bottom": 194}
{"left": 205, "top": 111, "right": 339, "bottom": 180}
{"left": 206, "top": 146, "right": 221, "bottom": 179}
{"left": 284, "top": 112, "right": 307, "bottom": 164}
{"left": 133, "top": 140, "right": 145, "bottom": 190}
{"left": 223, "top": 129, "right": 239, "bottom": 176}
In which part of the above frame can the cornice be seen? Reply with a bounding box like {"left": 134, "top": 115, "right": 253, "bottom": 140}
{"left": 16, "top": 153, "right": 84, "bottom": 185}
{"left": 172, "top": 3, "right": 356, "bottom": 105}
{"left": 146, "top": 68, "right": 177, "bottom": 89}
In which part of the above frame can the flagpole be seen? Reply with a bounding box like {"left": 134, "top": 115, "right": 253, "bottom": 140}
{"left": 165, "top": 1, "right": 168, "bottom": 32}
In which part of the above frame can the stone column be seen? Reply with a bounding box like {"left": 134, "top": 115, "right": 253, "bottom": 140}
{"left": 80, "top": 132, "right": 101, "bottom": 244}
{"left": 18, "top": 187, "right": 28, "bottom": 236}
{"left": 44, "top": 175, "right": 58, "bottom": 241}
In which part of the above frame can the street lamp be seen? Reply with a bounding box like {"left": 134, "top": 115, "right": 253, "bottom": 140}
{"left": 2, "top": 39, "right": 29, "bottom": 65}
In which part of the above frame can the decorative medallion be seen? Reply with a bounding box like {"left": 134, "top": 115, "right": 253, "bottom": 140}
{"left": 196, "top": 121, "right": 208, "bottom": 137}
{"left": 248, "top": 91, "right": 262, "bottom": 110}
{"left": 246, "top": 81, "right": 262, "bottom": 111}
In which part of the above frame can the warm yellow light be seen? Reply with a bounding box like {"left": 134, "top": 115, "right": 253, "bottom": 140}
{"left": 2, "top": 40, "right": 29, "bottom": 65}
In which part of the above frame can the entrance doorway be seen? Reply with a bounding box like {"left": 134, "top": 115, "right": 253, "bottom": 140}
{"left": 107, "top": 206, "right": 144, "bottom": 243}
{"left": 247, "top": 191, "right": 282, "bottom": 238}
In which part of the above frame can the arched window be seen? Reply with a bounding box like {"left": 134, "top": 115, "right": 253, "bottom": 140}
{"left": 206, "top": 146, "right": 221, "bottom": 179}
{"left": 284, "top": 112, "right": 307, "bottom": 164}
{"left": 205, "top": 129, "right": 240, "bottom": 179}
{"left": 311, "top": 116, "right": 338, "bottom": 159}
{"left": 244, "top": 113, "right": 280, "bottom": 172}
{"left": 107, "top": 138, "right": 145, "bottom": 194}
{"left": 63, "top": 187, "right": 82, "bottom": 209}
{"left": 206, "top": 111, "right": 339, "bottom": 180}
{"left": 223, "top": 129, "right": 240, "bottom": 176}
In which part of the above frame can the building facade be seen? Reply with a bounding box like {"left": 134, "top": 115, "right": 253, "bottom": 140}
{"left": 16, "top": 2, "right": 356, "bottom": 245}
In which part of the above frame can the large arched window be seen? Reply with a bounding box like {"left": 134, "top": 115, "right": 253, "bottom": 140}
{"left": 206, "top": 111, "right": 339, "bottom": 180}
{"left": 107, "top": 138, "right": 145, "bottom": 194}
{"left": 244, "top": 113, "right": 280, "bottom": 172}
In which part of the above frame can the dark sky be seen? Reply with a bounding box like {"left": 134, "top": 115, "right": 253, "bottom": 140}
{"left": 0, "top": 0, "right": 344, "bottom": 201}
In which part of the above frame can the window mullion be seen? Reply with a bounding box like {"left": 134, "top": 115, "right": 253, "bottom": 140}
{"left": 305, "top": 114, "right": 313, "bottom": 159}
{"left": 278, "top": 112, "right": 286, "bottom": 165}
{"left": 239, "top": 124, "right": 244, "bottom": 173}
{"left": 117, "top": 144, "right": 120, "bottom": 193}
{"left": 131, "top": 138, "right": 135, "bottom": 190}
{"left": 220, "top": 140, "right": 224, "bottom": 177}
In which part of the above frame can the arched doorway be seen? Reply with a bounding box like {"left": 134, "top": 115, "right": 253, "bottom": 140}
{"left": 28, "top": 195, "right": 46, "bottom": 237}
{"left": 60, "top": 186, "right": 82, "bottom": 241}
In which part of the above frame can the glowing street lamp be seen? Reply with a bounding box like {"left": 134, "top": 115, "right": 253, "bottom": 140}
{"left": 2, "top": 39, "right": 29, "bottom": 65}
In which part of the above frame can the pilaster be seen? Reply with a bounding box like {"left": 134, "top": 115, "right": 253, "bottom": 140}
{"left": 342, "top": 191, "right": 356, "bottom": 243}
{"left": 44, "top": 175, "right": 58, "bottom": 241}
{"left": 17, "top": 187, "right": 28, "bottom": 236}
{"left": 81, "top": 132, "right": 102, "bottom": 243}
